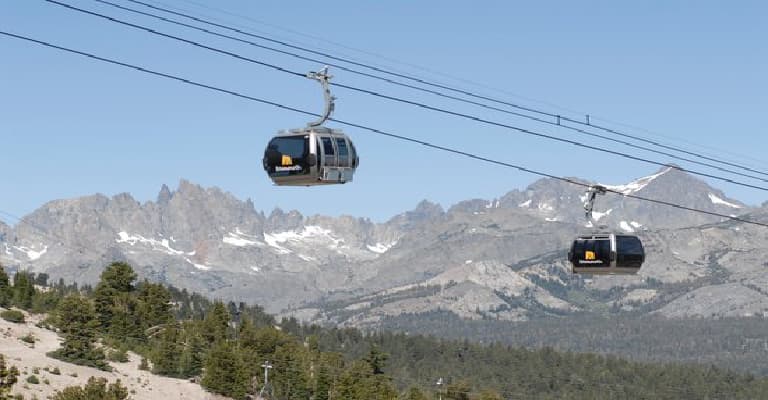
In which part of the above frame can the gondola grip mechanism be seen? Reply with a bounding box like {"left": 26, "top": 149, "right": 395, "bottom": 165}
{"left": 306, "top": 66, "right": 336, "bottom": 127}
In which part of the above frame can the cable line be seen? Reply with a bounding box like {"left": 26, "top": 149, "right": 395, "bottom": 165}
{"left": 74, "top": 0, "right": 768, "bottom": 186}
{"left": 111, "top": 0, "right": 768, "bottom": 178}
{"left": 158, "top": 0, "right": 768, "bottom": 178}
{"left": 36, "top": 0, "right": 768, "bottom": 193}
{"left": 2, "top": 29, "right": 766, "bottom": 229}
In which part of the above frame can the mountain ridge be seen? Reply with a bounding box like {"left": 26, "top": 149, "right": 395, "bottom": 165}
{"left": 1, "top": 167, "right": 765, "bottom": 324}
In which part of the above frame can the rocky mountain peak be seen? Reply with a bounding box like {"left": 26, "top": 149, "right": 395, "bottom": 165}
{"left": 157, "top": 184, "right": 172, "bottom": 205}
{"left": 387, "top": 200, "right": 445, "bottom": 230}
{"left": 260, "top": 208, "right": 304, "bottom": 234}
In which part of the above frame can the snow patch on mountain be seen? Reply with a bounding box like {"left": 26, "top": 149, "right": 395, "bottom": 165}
{"left": 264, "top": 225, "right": 343, "bottom": 255}
{"left": 518, "top": 200, "right": 532, "bottom": 208}
{"left": 367, "top": 241, "right": 397, "bottom": 254}
{"left": 12, "top": 245, "right": 48, "bottom": 261}
{"left": 708, "top": 193, "right": 742, "bottom": 209}
{"left": 537, "top": 202, "right": 554, "bottom": 211}
{"left": 619, "top": 221, "right": 635, "bottom": 232}
{"left": 603, "top": 167, "right": 671, "bottom": 195}
{"left": 592, "top": 209, "right": 613, "bottom": 221}
{"left": 184, "top": 257, "right": 211, "bottom": 271}
{"left": 116, "top": 232, "right": 192, "bottom": 256}
{"left": 223, "top": 228, "right": 264, "bottom": 247}
{"left": 298, "top": 254, "right": 316, "bottom": 262}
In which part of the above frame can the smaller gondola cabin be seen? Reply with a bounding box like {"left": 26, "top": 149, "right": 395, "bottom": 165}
{"left": 568, "top": 233, "right": 645, "bottom": 275}
{"left": 263, "top": 126, "right": 358, "bottom": 186}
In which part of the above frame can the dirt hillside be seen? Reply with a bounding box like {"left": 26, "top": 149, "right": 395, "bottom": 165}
{"left": 0, "top": 307, "right": 229, "bottom": 400}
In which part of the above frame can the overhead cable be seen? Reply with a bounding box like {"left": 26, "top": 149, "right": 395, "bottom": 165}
{"left": 110, "top": 0, "right": 768, "bottom": 178}
{"left": 76, "top": 0, "right": 768, "bottom": 185}
{"left": 2, "top": 30, "right": 766, "bottom": 228}
{"left": 35, "top": 0, "right": 768, "bottom": 193}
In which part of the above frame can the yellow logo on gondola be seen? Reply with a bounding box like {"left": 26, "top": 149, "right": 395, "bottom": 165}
{"left": 281, "top": 155, "right": 293, "bottom": 166}
{"left": 585, "top": 251, "right": 596, "bottom": 260}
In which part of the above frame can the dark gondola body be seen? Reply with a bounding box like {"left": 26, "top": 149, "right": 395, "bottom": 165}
{"left": 568, "top": 233, "right": 645, "bottom": 275}
{"left": 263, "top": 126, "right": 358, "bottom": 186}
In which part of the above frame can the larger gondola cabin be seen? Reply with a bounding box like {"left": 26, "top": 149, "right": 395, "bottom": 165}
{"left": 263, "top": 126, "right": 358, "bottom": 186}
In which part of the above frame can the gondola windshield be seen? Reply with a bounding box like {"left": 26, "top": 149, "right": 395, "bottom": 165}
{"left": 615, "top": 235, "right": 644, "bottom": 268}
{"left": 571, "top": 238, "right": 611, "bottom": 268}
{"left": 265, "top": 135, "right": 310, "bottom": 177}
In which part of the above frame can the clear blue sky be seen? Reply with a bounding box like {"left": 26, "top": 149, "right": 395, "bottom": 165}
{"left": 2, "top": 0, "right": 767, "bottom": 222}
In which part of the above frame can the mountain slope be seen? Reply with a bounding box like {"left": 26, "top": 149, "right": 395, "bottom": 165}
{"left": 1, "top": 167, "right": 764, "bottom": 321}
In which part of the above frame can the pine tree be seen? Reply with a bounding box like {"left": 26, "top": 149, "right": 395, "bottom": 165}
{"left": 93, "top": 262, "right": 137, "bottom": 331}
{"left": 201, "top": 341, "right": 250, "bottom": 399}
{"left": 33, "top": 272, "right": 49, "bottom": 287}
{"left": 151, "top": 325, "right": 182, "bottom": 377}
{"left": 314, "top": 362, "right": 333, "bottom": 400}
{"left": 107, "top": 293, "right": 141, "bottom": 342}
{"left": 336, "top": 360, "right": 397, "bottom": 400}
{"left": 201, "top": 301, "right": 230, "bottom": 345}
{"left": 48, "top": 294, "right": 110, "bottom": 371}
{"left": 0, "top": 265, "right": 10, "bottom": 308}
{"left": 315, "top": 352, "right": 343, "bottom": 400}
{"left": 179, "top": 329, "right": 205, "bottom": 378}
{"left": 136, "top": 281, "right": 173, "bottom": 330}
{"left": 247, "top": 327, "right": 293, "bottom": 358}
{"left": 236, "top": 318, "right": 264, "bottom": 378}
{"left": 11, "top": 271, "right": 35, "bottom": 310}
{"left": 0, "top": 354, "right": 20, "bottom": 399}
{"left": 364, "top": 345, "right": 389, "bottom": 375}
{"left": 272, "top": 342, "right": 311, "bottom": 400}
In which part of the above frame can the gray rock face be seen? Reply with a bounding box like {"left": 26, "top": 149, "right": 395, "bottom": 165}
{"left": 655, "top": 283, "right": 768, "bottom": 318}
{"left": 0, "top": 168, "right": 765, "bottom": 322}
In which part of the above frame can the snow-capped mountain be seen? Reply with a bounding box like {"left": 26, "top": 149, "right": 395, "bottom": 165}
{"left": 1, "top": 167, "right": 765, "bottom": 322}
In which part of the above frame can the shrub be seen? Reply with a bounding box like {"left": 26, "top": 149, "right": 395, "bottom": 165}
{"left": 26, "top": 374, "right": 40, "bottom": 384}
{"left": 1, "top": 309, "right": 25, "bottom": 323}
{"left": 21, "top": 333, "right": 35, "bottom": 344}
{"left": 107, "top": 348, "right": 129, "bottom": 363}
{"left": 50, "top": 366, "right": 61, "bottom": 375}
{"left": 138, "top": 358, "right": 149, "bottom": 371}
{"left": 51, "top": 377, "right": 129, "bottom": 400}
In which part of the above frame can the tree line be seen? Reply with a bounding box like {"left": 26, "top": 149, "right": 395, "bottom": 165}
{"left": 2, "top": 262, "right": 768, "bottom": 399}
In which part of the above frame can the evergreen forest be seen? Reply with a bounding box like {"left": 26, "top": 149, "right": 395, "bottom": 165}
{"left": 1, "top": 262, "right": 768, "bottom": 399}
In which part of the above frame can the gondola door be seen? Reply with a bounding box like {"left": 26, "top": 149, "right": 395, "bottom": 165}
{"left": 318, "top": 134, "right": 344, "bottom": 182}
{"left": 320, "top": 136, "right": 338, "bottom": 168}
{"left": 335, "top": 137, "right": 350, "bottom": 167}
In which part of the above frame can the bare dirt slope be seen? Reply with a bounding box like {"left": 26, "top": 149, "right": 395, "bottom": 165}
{"left": 0, "top": 308, "right": 229, "bottom": 400}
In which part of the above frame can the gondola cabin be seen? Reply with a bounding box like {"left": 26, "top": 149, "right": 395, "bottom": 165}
{"left": 568, "top": 233, "right": 645, "bottom": 275}
{"left": 263, "top": 126, "right": 358, "bottom": 186}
